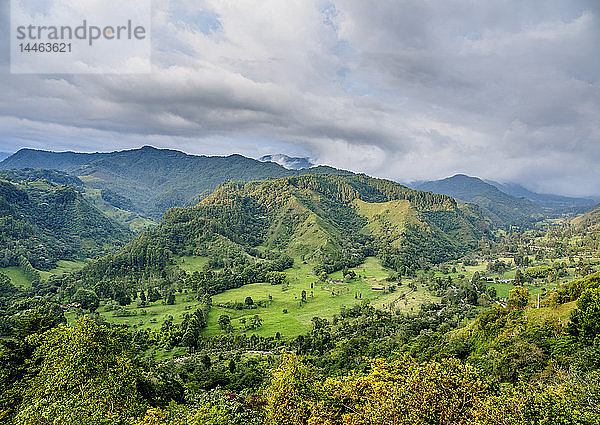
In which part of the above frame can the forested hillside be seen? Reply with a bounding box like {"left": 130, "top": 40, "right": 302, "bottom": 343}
{"left": 572, "top": 203, "right": 600, "bottom": 231}
{"left": 413, "top": 174, "right": 544, "bottom": 227}
{"left": 487, "top": 180, "right": 597, "bottom": 214}
{"left": 0, "top": 172, "right": 131, "bottom": 270}
{"left": 73, "top": 174, "right": 491, "bottom": 296}
{"left": 0, "top": 146, "right": 352, "bottom": 220}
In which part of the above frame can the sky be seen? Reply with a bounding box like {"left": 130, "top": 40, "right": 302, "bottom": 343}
{"left": 1, "top": 0, "right": 599, "bottom": 196}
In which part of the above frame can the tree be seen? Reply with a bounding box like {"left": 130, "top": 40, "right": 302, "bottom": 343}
{"left": 301, "top": 290, "right": 307, "bottom": 303}
{"left": 13, "top": 318, "right": 147, "bottom": 425}
{"left": 250, "top": 315, "right": 262, "bottom": 329}
{"left": 568, "top": 287, "right": 600, "bottom": 345}
{"left": 166, "top": 292, "right": 176, "bottom": 305}
{"left": 508, "top": 286, "right": 530, "bottom": 310}
{"left": 245, "top": 296, "right": 254, "bottom": 306}
{"left": 218, "top": 314, "right": 231, "bottom": 330}
{"left": 73, "top": 288, "right": 99, "bottom": 311}
{"left": 514, "top": 269, "right": 524, "bottom": 284}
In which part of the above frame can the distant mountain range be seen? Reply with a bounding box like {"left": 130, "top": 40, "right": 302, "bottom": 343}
{"left": 411, "top": 174, "right": 543, "bottom": 228}
{"left": 0, "top": 152, "right": 11, "bottom": 161}
{"left": 259, "top": 154, "right": 314, "bottom": 170}
{"left": 484, "top": 180, "right": 596, "bottom": 214}
{"left": 3, "top": 147, "right": 596, "bottom": 230}
{"left": 0, "top": 146, "right": 349, "bottom": 222}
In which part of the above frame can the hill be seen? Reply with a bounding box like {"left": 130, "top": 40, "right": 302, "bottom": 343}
{"left": 0, "top": 148, "right": 104, "bottom": 170}
{"left": 79, "top": 174, "right": 491, "bottom": 296}
{"left": 572, "top": 203, "right": 600, "bottom": 230}
{"left": 412, "top": 174, "right": 543, "bottom": 228}
{"left": 0, "top": 170, "right": 132, "bottom": 271}
{"left": 0, "top": 152, "right": 10, "bottom": 161}
{"left": 1, "top": 146, "right": 349, "bottom": 221}
{"left": 486, "top": 180, "right": 596, "bottom": 215}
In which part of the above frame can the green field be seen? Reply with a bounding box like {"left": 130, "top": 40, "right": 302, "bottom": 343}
{"left": 93, "top": 292, "right": 201, "bottom": 330}
{"left": 176, "top": 255, "right": 209, "bottom": 273}
{"left": 2, "top": 260, "right": 87, "bottom": 288}
{"left": 82, "top": 187, "right": 156, "bottom": 232}
{"left": 202, "top": 257, "right": 433, "bottom": 338}
{"left": 0, "top": 266, "right": 32, "bottom": 288}
{"left": 92, "top": 256, "right": 438, "bottom": 338}
{"left": 39, "top": 260, "right": 87, "bottom": 280}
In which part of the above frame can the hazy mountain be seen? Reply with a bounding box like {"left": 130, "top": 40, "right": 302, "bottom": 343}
{"left": 0, "top": 152, "right": 11, "bottom": 161}
{"left": 485, "top": 180, "right": 596, "bottom": 214}
{"left": 0, "top": 146, "right": 350, "bottom": 221}
{"left": 259, "top": 154, "right": 314, "bottom": 170}
{"left": 411, "top": 174, "right": 543, "bottom": 228}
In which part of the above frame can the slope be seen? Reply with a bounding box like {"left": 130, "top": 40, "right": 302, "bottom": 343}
{"left": 572, "top": 203, "right": 600, "bottom": 231}
{"left": 412, "top": 174, "right": 543, "bottom": 228}
{"left": 81, "top": 173, "right": 492, "bottom": 294}
{"left": 1, "top": 146, "right": 351, "bottom": 221}
{"left": 0, "top": 172, "right": 132, "bottom": 270}
{"left": 486, "top": 180, "right": 596, "bottom": 215}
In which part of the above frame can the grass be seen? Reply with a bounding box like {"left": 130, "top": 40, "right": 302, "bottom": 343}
{"left": 39, "top": 260, "right": 87, "bottom": 280}
{"left": 95, "top": 292, "right": 201, "bottom": 331}
{"left": 203, "top": 256, "right": 437, "bottom": 338}
{"left": 1, "top": 260, "right": 87, "bottom": 288}
{"left": 176, "top": 256, "right": 209, "bottom": 273}
{"left": 82, "top": 187, "right": 156, "bottom": 232}
{"left": 526, "top": 300, "right": 576, "bottom": 327}
{"left": 0, "top": 266, "right": 31, "bottom": 288}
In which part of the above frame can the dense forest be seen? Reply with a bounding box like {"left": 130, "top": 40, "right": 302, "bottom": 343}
{"left": 1, "top": 162, "right": 599, "bottom": 424}
{"left": 0, "top": 171, "right": 131, "bottom": 270}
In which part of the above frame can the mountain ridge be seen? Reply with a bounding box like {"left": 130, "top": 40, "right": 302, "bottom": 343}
{"left": 0, "top": 146, "right": 352, "bottom": 221}
{"left": 411, "top": 174, "right": 543, "bottom": 228}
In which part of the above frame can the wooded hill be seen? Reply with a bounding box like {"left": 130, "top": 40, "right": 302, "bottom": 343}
{"left": 80, "top": 174, "right": 491, "bottom": 292}
{"left": 0, "top": 146, "right": 351, "bottom": 221}
{"left": 0, "top": 170, "right": 131, "bottom": 270}
{"left": 572, "top": 203, "right": 600, "bottom": 231}
{"left": 412, "top": 174, "right": 544, "bottom": 228}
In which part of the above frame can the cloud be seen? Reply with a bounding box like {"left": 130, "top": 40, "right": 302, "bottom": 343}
{"left": 0, "top": 0, "right": 599, "bottom": 196}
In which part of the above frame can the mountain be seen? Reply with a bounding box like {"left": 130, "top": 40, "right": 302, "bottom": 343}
{"left": 572, "top": 203, "right": 600, "bottom": 231}
{"left": 0, "top": 148, "right": 104, "bottom": 170}
{"left": 485, "top": 180, "right": 596, "bottom": 214}
{"left": 81, "top": 174, "right": 491, "bottom": 291}
{"left": 0, "top": 170, "right": 131, "bottom": 270}
{"left": 411, "top": 174, "right": 543, "bottom": 228}
{"left": 0, "top": 152, "right": 10, "bottom": 161}
{"left": 1, "top": 146, "right": 348, "bottom": 221}
{"left": 259, "top": 154, "right": 314, "bottom": 170}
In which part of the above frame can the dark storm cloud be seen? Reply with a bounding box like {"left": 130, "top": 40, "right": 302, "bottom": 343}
{"left": 1, "top": 0, "right": 599, "bottom": 196}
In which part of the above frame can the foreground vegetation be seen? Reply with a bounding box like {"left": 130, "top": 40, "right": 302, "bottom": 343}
{"left": 2, "top": 167, "right": 600, "bottom": 423}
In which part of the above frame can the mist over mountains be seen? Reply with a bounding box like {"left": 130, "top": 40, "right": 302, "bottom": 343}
{"left": 259, "top": 154, "right": 314, "bottom": 170}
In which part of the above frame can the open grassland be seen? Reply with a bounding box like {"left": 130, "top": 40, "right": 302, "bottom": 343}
{"left": 2, "top": 260, "right": 87, "bottom": 288}
{"left": 205, "top": 261, "right": 377, "bottom": 338}
{"left": 0, "top": 266, "right": 31, "bottom": 288}
{"left": 39, "top": 260, "right": 87, "bottom": 280}
{"left": 176, "top": 255, "right": 209, "bottom": 273}
{"left": 88, "top": 292, "right": 201, "bottom": 331}
{"left": 526, "top": 300, "right": 576, "bottom": 327}
{"left": 203, "top": 257, "right": 433, "bottom": 338}
{"left": 92, "top": 256, "right": 439, "bottom": 338}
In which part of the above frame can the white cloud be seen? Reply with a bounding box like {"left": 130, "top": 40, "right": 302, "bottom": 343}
{"left": 0, "top": 0, "right": 599, "bottom": 196}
